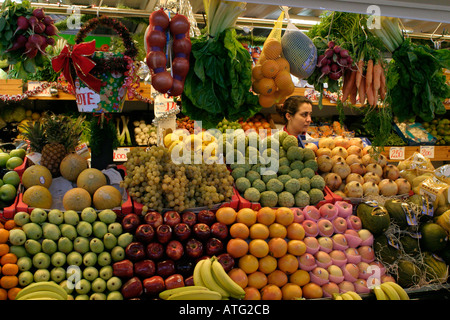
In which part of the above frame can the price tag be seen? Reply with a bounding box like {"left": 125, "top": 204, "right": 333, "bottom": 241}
{"left": 27, "top": 81, "right": 52, "bottom": 97}
{"left": 154, "top": 92, "right": 178, "bottom": 118}
{"left": 113, "top": 148, "right": 130, "bottom": 162}
{"left": 389, "top": 147, "right": 405, "bottom": 160}
{"left": 420, "top": 146, "right": 435, "bottom": 159}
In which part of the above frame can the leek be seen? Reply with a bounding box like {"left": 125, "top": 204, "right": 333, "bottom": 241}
{"left": 203, "top": 0, "right": 246, "bottom": 38}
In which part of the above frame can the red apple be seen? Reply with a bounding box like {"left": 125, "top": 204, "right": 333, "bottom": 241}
{"left": 156, "top": 224, "right": 172, "bottom": 244}
{"left": 317, "top": 236, "right": 333, "bottom": 253}
{"left": 335, "top": 201, "right": 353, "bottom": 218}
{"left": 332, "top": 216, "right": 348, "bottom": 234}
{"left": 175, "top": 258, "right": 194, "bottom": 278}
{"left": 185, "top": 238, "right": 203, "bottom": 259}
{"left": 317, "top": 219, "right": 334, "bottom": 237}
{"left": 122, "top": 213, "right": 141, "bottom": 233}
{"left": 210, "top": 222, "right": 228, "bottom": 240}
{"left": 164, "top": 211, "right": 181, "bottom": 227}
{"left": 181, "top": 211, "right": 197, "bottom": 227}
{"left": 344, "top": 229, "right": 362, "bottom": 248}
{"left": 292, "top": 207, "right": 305, "bottom": 223}
{"left": 143, "top": 275, "right": 165, "bottom": 295}
{"left": 332, "top": 234, "right": 349, "bottom": 251}
{"left": 156, "top": 259, "right": 176, "bottom": 277}
{"left": 113, "top": 259, "right": 134, "bottom": 278}
{"left": 314, "top": 251, "right": 332, "bottom": 269}
{"left": 304, "top": 237, "right": 319, "bottom": 255}
{"left": 302, "top": 220, "right": 319, "bottom": 237}
{"left": 342, "top": 263, "right": 360, "bottom": 282}
{"left": 303, "top": 206, "right": 321, "bottom": 221}
{"left": 193, "top": 223, "right": 211, "bottom": 241}
{"left": 184, "top": 275, "right": 194, "bottom": 286}
{"left": 144, "top": 211, "right": 163, "bottom": 229}
{"left": 217, "top": 253, "right": 235, "bottom": 272}
{"left": 146, "top": 242, "right": 165, "bottom": 260}
{"left": 345, "top": 247, "right": 362, "bottom": 264}
{"left": 173, "top": 223, "right": 191, "bottom": 241}
{"left": 135, "top": 224, "right": 155, "bottom": 243}
{"left": 346, "top": 215, "right": 362, "bottom": 230}
{"left": 125, "top": 242, "right": 146, "bottom": 262}
{"left": 329, "top": 250, "right": 348, "bottom": 267}
{"left": 197, "top": 210, "right": 216, "bottom": 226}
{"left": 134, "top": 259, "right": 156, "bottom": 278}
{"left": 205, "top": 238, "right": 224, "bottom": 256}
{"left": 319, "top": 204, "right": 338, "bottom": 220}
{"left": 166, "top": 240, "right": 184, "bottom": 261}
{"left": 165, "top": 274, "right": 185, "bottom": 290}
{"left": 297, "top": 253, "right": 317, "bottom": 271}
{"left": 121, "top": 276, "right": 143, "bottom": 299}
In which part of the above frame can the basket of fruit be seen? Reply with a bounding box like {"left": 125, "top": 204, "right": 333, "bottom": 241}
{"left": 52, "top": 16, "right": 138, "bottom": 113}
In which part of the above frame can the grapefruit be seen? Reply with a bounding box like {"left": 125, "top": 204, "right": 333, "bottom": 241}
{"left": 22, "top": 185, "right": 52, "bottom": 209}
{"left": 60, "top": 153, "right": 88, "bottom": 182}
{"left": 77, "top": 168, "right": 107, "bottom": 195}
{"left": 22, "top": 165, "right": 53, "bottom": 189}
{"left": 62, "top": 188, "right": 92, "bottom": 211}
{"left": 92, "top": 185, "right": 122, "bottom": 210}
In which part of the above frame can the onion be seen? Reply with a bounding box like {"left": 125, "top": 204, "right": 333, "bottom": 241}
{"left": 172, "top": 37, "right": 191, "bottom": 57}
{"left": 146, "top": 30, "right": 166, "bottom": 50}
{"left": 168, "top": 79, "right": 185, "bottom": 97}
{"left": 169, "top": 14, "right": 190, "bottom": 36}
{"left": 172, "top": 57, "right": 190, "bottom": 78}
{"left": 152, "top": 71, "right": 173, "bottom": 93}
{"left": 149, "top": 8, "right": 170, "bottom": 30}
{"left": 146, "top": 51, "right": 167, "bottom": 70}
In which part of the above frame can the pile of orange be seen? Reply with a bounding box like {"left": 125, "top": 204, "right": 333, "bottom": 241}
{"left": 251, "top": 39, "right": 295, "bottom": 108}
{"left": 216, "top": 206, "right": 315, "bottom": 300}
{"left": 0, "top": 220, "right": 21, "bottom": 300}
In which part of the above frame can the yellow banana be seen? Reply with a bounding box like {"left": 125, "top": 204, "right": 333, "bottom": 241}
{"left": 159, "top": 286, "right": 210, "bottom": 300}
{"left": 341, "top": 293, "right": 354, "bottom": 300}
{"left": 193, "top": 259, "right": 207, "bottom": 287}
{"left": 166, "top": 289, "right": 222, "bottom": 300}
{"left": 211, "top": 258, "right": 245, "bottom": 299}
{"left": 334, "top": 295, "right": 343, "bottom": 300}
{"left": 373, "top": 286, "right": 388, "bottom": 300}
{"left": 16, "top": 290, "right": 66, "bottom": 300}
{"left": 383, "top": 282, "right": 409, "bottom": 300}
{"left": 346, "top": 291, "right": 362, "bottom": 300}
{"left": 380, "top": 282, "right": 401, "bottom": 300}
{"left": 200, "top": 258, "right": 230, "bottom": 298}
{"left": 15, "top": 281, "right": 68, "bottom": 300}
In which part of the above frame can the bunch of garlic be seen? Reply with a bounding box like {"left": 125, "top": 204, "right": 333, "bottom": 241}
{"left": 133, "top": 120, "right": 157, "bottom": 146}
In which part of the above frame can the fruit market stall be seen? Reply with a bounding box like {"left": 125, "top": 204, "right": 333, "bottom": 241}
{"left": 0, "top": 0, "right": 448, "bottom": 305}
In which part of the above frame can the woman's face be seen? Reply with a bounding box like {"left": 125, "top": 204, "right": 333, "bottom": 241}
{"left": 286, "top": 102, "right": 312, "bottom": 134}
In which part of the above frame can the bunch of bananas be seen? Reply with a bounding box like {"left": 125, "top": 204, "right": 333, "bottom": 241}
{"left": 332, "top": 291, "right": 363, "bottom": 300}
{"left": 15, "top": 281, "right": 68, "bottom": 300}
{"left": 373, "top": 282, "right": 410, "bottom": 300}
{"left": 159, "top": 286, "right": 222, "bottom": 300}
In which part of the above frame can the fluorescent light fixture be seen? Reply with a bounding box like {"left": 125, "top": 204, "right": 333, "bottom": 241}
{"left": 289, "top": 18, "right": 320, "bottom": 26}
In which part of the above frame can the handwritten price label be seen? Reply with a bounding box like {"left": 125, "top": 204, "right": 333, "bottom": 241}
{"left": 420, "top": 146, "right": 435, "bottom": 159}
{"left": 154, "top": 93, "right": 178, "bottom": 118}
{"left": 389, "top": 147, "right": 405, "bottom": 160}
{"left": 113, "top": 148, "right": 130, "bottom": 162}
{"left": 28, "top": 81, "right": 52, "bottom": 97}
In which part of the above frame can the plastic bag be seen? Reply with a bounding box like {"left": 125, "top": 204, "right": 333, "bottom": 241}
{"left": 398, "top": 152, "right": 435, "bottom": 187}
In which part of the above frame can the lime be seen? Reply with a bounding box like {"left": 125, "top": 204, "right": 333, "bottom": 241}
{"left": 0, "top": 153, "right": 10, "bottom": 167}
{"left": 6, "top": 156, "right": 23, "bottom": 170}
{"left": 0, "top": 184, "right": 17, "bottom": 202}
{"left": 9, "top": 149, "right": 26, "bottom": 160}
{"left": 3, "top": 171, "right": 20, "bottom": 187}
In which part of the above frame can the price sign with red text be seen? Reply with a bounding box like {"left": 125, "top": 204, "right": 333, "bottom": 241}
{"left": 28, "top": 81, "right": 52, "bottom": 97}
{"left": 154, "top": 92, "right": 178, "bottom": 118}
{"left": 113, "top": 148, "right": 130, "bottom": 162}
{"left": 420, "top": 146, "right": 435, "bottom": 159}
{"left": 389, "top": 147, "right": 405, "bottom": 160}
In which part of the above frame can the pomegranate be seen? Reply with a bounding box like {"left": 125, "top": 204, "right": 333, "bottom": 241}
{"left": 331, "top": 155, "right": 346, "bottom": 166}
{"left": 324, "top": 172, "right": 342, "bottom": 191}
{"left": 378, "top": 179, "right": 399, "bottom": 196}
{"left": 361, "top": 154, "right": 377, "bottom": 166}
{"left": 346, "top": 154, "right": 363, "bottom": 166}
{"left": 395, "top": 178, "right": 411, "bottom": 194}
{"left": 348, "top": 138, "right": 364, "bottom": 149}
{"left": 334, "top": 190, "right": 346, "bottom": 198}
{"left": 362, "top": 145, "right": 373, "bottom": 156}
{"left": 304, "top": 143, "right": 318, "bottom": 153}
{"left": 331, "top": 146, "right": 348, "bottom": 159}
{"left": 347, "top": 145, "right": 363, "bottom": 157}
{"left": 363, "top": 172, "right": 381, "bottom": 184}
{"left": 383, "top": 164, "right": 400, "bottom": 180}
{"left": 317, "top": 155, "right": 333, "bottom": 173}
{"left": 318, "top": 137, "right": 335, "bottom": 149}
{"left": 346, "top": 173, "right": 364, "bottom": 185}
{"left": 377, "top": 154, "right": 388, "bottom": 167}
{"left": 362, "top": 181, "right": 379, "bottom": 196}
{"left": 332, "top": 162, "right": 351, "bottom": 180}
{"left": 365, "top": 163, "right": 383, "bottom": 177}
{"left": 350, "top": 163, "right": 366, "bottom": 175}
{"left": 344, "top": 181, "right": 364, "bottom": 198}
{"left": 316, "top": 147, "right": 332, "bottom": 158}
{"left": 334, "top": 136, "right": 350, "bottom": 149}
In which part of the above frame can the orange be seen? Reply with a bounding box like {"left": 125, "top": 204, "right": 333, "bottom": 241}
{"left": 236, "top": 208, "right": 257, "bottom": 227}
{"left": 228, "top": 268, "right": 248, "bottom": 289}
{"left": 258, "top": 93, "right": 277, "bottom": 108}
{"left": 252, "top": 64, "right": 264, "bottom": 81}
{"left": 268, "top": 237, "right": 288, "bottom": 258}
{"left": 275, "top": 207, "right": 294, "bottom": 226}
{"left": 268, "top": 223, "right": 287, "bottom": 238}
{"left": 281, "top": 283, "right": 302, "bottom": 300}
{"left": 0, "top": 288, "right": 7, "bottom": 300}
{"left": 261, "top": 284, "right": 283, "bottom": 300}
{"left": 0, "top": 244, "right": 9, "bottom": 256}
{"left": 258, "top": 78, "right": 276, "bottom": 96}
{"left": 258, "top": 255, "right": 277, "bottom": 274}
{"left": 247, "top": 271, "right": 268, "bottom": 289}
{"left": 302, "top": 282, "right": 323, "bottom": 299}
{"left": 290, "top": 269, "right": 311, "bottom": 287}
{"left": 7, "top": 287, "right": 21, "bottom": 300}
{"left": 277, "top": 253, "right": 298, "bottom": 274}
{"left": 215, "top": 207, "right": 237, "bottom": 225}
{"left": 263, "top": 39, "right": 282, "bottom": 60}
{"left": 227, "top": 238, "right": 249, "bottom": 258}
{"left": 2, "top": 264, "right": 18, "bottom": 276}
{"left": 0, "top": 229, "right": 9, "bottom": 244}
{"left": 249, "top": 223, "right": 270, "bottom": 240}
{"left": 286, "top": 223, "right": 305, "bottom": 240}
{"left": 229, "top": 223, "right": 250, "bottom": 239}
{"left": 252, "top": 80, "right": 261, "bottom": 94}
{"left": 275, "top": 57, "right": 290, "bottom": 73}
{"left": 244, "top": 286, "right": 261, "bottom": 300}
{"left": 261, "top": 60, "right": 280, "bottom": 78}
{"left": 256, "top": 207, "right": 276, "bottom": 225}
{"left": 238, "top": 254, "right": 259, "bottom": 274}
{"left": 0, "top": 275, "right": 18, "bottom": 289}
{"left": 248, "top": 239, "right": 269, "bottom": 258}
{"left": 279, "top": 80, "right": 295, "bottom": 96}
{"left": 287, "top": 239, "right": 307, "bottom": 256}
{"left": 0, "top": 222, "right": 3, "bottom": 229}
{"left": 3, "top": 220, "right": 16, "bottom": 231}
{"left": 0, "top": 253, "right": 17, "bottom": 265}
{"left": 267, "top": 270, "right": 288, "bottom": 287}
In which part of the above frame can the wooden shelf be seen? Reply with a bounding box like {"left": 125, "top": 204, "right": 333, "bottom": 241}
{"left": 379, "top": 145, "right": 450, "bottom": 162}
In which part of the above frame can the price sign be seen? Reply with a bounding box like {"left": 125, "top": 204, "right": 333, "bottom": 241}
{"left": 420, "top": 146, "right": 435, "bottom": 159}
{"left": 27, "top": 81, "right": 52, "bottom": 97}
{"left": 113, "top": 148, "right": 130, "bottom": 162}
{"left": 389, "top": 147, "right": 405, "bottom": 160}
{"left": 154, "top": 92, "right": 178, "bottom": 118}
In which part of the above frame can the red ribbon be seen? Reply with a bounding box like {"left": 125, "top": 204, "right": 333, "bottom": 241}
{"left": 51, "top": 40, "right": 103, "bottom": 93}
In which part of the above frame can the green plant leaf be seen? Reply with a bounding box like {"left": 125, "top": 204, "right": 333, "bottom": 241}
{"left": 0, "top": 18, "right": 6, "bottom": 32}
{"left": 23, "top": 58, "right": 36, "bottom": 73}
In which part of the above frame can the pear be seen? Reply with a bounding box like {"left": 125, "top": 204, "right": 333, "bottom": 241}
{"left": 51, "top": 252, "right": 66, "bottom": 267}
{"left": 17, "top": 256, "right": 33, "bottom": 272}
{"left": 76, "top": 221, "right": 93, "bottom": 238}
{"left": 47, "top": 209, "right": 64, "bottom": 225}
{"left": 73, "top": 237, "right": 90, "bottom": 254}
{"left": 9, "top": 245, "right": 28, "bottom": 258}
{"left": 50, "top": 267, "right": 66, "bottom": 283}
{"left": 66, "top": 251, "right": 83, "bottom": 266}
{"left": 111, "top": 246, "right": 125, "bottom": 262}
{"left": 83, "top": 266, "right": 99, "bottom": 281}
{"left": 42, "top": 222, "right": 61, "bottom": 241}
{"left": 117, "top": 233, "right": 133, "bottom": 248}
{"left": 81, "top": 207, "right": 97, "bottom": 223}
{"left": 99, "top": 266, "right": 113, "bottom": 280}
{"left": 30, "top": 208, "right": 47, "bottom": 224}
{"left": 92, "top": 221, "right": 108, "bottom": 238}
{"left": 34, "top": 269, "right": 50, "bottom": 282}
{"left": 103, "top": 233, "right": 117, "bottom": 250}
{"left": 64, "top": 210, "right": 80, "bottom": 226}
{"left": 106, "top": 291, "right": 123, "bottom": 300}
{"left": 24, "top": 239, "right": 41, "bottom": 255}
{"left": 90, "top": 293, "right": 107, "bottom": 300}
{"left": 107, "top": 222, "right": 122, "bottom": 237}
{"left": 91, "top": 278, "right": 107, "bottom": 293}
{"left": 97, "top": 252, "right": 111, "bottom": 267}
{"left": 22, "top": 223, "right": 43, "bottom": 240}
{"left": 89, "top": 238, "right": 104, "bottom": 254}
{"left": 60, "top": 224, "right": 78, "bottom": 240}
{"left": 83, "top": 252, "right": 97, "bottom": 267}
{"left": 9, "top": 229, "right": 26, "bottom": 246}
{"left": 32, "top": 252, "right": 51, "bottom": 269}
{"left": 58, "top": 237, "right": 73, "bottom": 254}
{"left": 98, "top": 209, "right": 117, "bottom": 224}
{"left": 106, "top": 277, "right": 122, "bottom": 292}
{"left": 14, "top": 211, "right": 30, "bottom": 226}
{"left": 41, "top": 239, "right": 58, "bottom": 255}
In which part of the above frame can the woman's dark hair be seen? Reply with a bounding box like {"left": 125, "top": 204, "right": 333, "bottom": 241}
{"left": 276, "top": 95, "right": 313, "bottom": 123}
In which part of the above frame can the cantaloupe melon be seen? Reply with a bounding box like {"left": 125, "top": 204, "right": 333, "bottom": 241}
{"left": 77, "top": 168, "right": 107, "bottom": 195}
{"left": 22, "top": 185, "right": 52, "bottom": 209}
{"left": 22, "top": 165, "right": 53, "bottom": 189}
{"left": 93, "top": 185, "right": 122, "bottom": 210}
{"left": 60, "top": 153, "right": 88, "bottom": 182}
{"left": 63, "top": 187, "right": 92, "bottom": 211}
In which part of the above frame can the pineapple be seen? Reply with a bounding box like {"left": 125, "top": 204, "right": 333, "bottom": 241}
{"left": 19, "top": 120, "right": 47, "bottom": 153}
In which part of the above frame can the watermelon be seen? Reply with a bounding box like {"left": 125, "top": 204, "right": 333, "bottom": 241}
{"left": 420, "top": 222, "right": 448, "bottom": 252}
{"left": 423, "top": 252, "right": 449, "bottom": 284}
{"left": 384, "top": 199, "right": 408, "bottom": 229}
{"left": 396, "top": 259, "right": 422, "bottom": 288}
{"left": 357, "top": 202, "right": 391, "bottom": 236}
{"left": 373, "top": 234, "right": 400, "bottom": 264}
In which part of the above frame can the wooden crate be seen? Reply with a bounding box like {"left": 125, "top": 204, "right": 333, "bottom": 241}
{"left": 0, "top": 79, "right": 23, "bottom": 95}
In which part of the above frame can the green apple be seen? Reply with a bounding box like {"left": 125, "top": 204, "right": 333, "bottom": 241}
{"left": 58, "top": 237, "right": 73, "bottom": 254}
{"left": 41, "top": 239, "right": 58, "bottom": 255}
{"left": 111, "top": 246, "right": 125, "bottom": 262}
{"left": 18, "top": 271, "right": 34, "bottom": 287}
{"left": 9, "top": 245, "right": 28, "bottom": 258}
{"left": 34, "top": 269, "right": 50, "bottom": 282}
{"left": 17, "top": 256, "right": 32, "bottom": 272}
{"left": 107, "top": 222, "right": 122, "bottom": 237}
{"left": 66, "top": 251, "right": 83, "bottom": 267}
{"left": 75, "top": 279, "right": 91, "bottom": 295}
{"left": 60, "top": 224, "right": 77, "bottom": 240}
{"left": 92, "top": 221, "right": 108, "bottom": 238}
{"left": 51, "top": 252, "right": 67, "bottom": 267}
{"left": 6, "top": 156, "right": 23, "bottom": 170}
{"left": 106, "top": 276, "right": 122, "bottom": 292}
{"left": 64, "top": 210, "right": 79, "bottom": 225}
{"left": 99, "top": 265, "right": 113, "bottom": 280}
{"left": 13, "top": 211, "right": 30, "bottom": 226}
{"left": 32, "top": 252, "right": 51, "bottom": 269}
{"left": 8, "top": 228, "right": 26, "bottom": 246}
{"left": 97, "top": 251, "right": 111, "bottom": 267}
{"left": 30, "top": 208, "right": 47, "bottom": 224}
{"left": 59, "top": 280, "right": 74, "bottom": 294}
{"left": 75, "top": 294, "right": 89, "bottom": 300}
{"left": 2, "top": 170, "right": 20, "bottom": 187}
{"left": 117, "top": 232, "right": 133, "bottom": 248}
{"left": 50, "top": 267, "right": 66, "bottom": 283}
{"left": 9, "top": 148, "right": 26, "bottom": 160}
{"left": 81, "top": 207, "right": 97, "bottom": 223}
{"left": 76, "top": 221, "right": 92, "bottom": 238}
{"left": 0, "top": 184, "right": 16, "bottom": 202}
{"left": 22, "top": 222, "right": 43, "bottom": 240}
{"left": 89, "top": 238, "right": 104, "bottom": 254}
{"left": 0, "top": 152, "right": 10, "bottom": 167}
{"left": 103, "top": 233, "right": 117, "bottom": 250}
{"left": 73, "top": 237, "right": 90, "bottom": 254}
{"left": 90, "top": 293, "right": 106, "bottom": 300}
{"left": 47, "top": 209, "right": 64, "bottom": 225}
{"left": 82, "top": 266, "right": 99, "bottom": 281}
{"left": 98, "top": 209, "right": 117, "bottom": 224}
{"left": 24, "top": 239, "right": 41, "bottom": 255}
{"left": 91, "top": 278, "right": 106, "bottom": 293}
{"left": 83, "top": 252, "right": 97, "bottom": 267}
{"left": 106, "top": 291, "right": 123, "bottom": 300}
{"left": 42, "top": 222, "right": 61, "bottom": 241}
